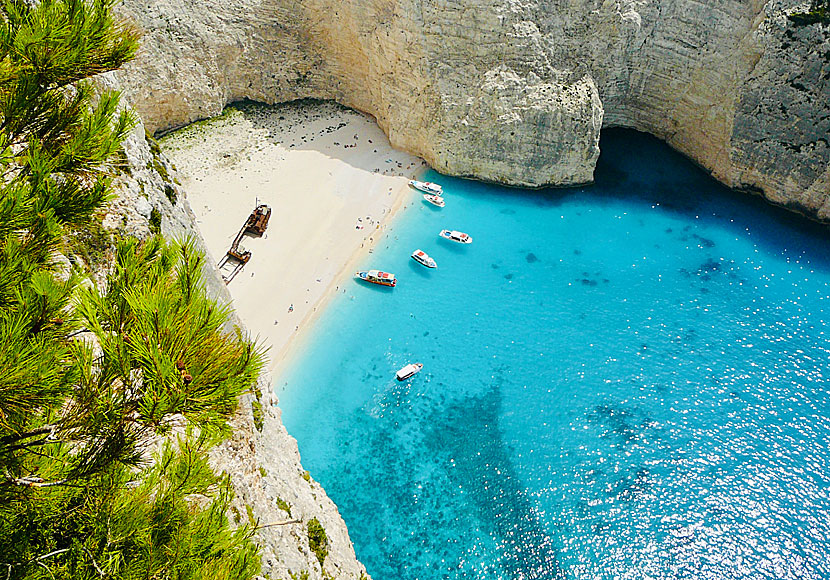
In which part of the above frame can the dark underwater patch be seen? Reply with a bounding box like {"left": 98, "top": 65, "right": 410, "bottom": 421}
{"left": 680, "top": 258, "right": 721, "bottom": 278}
{"left": 612, "top": 467, "right": 652, "bottom": 502}
{"left": 692, "top": 233, "right": 716, "bottom": 248}
{"left": 426, "top": 386, "right": 564, "bottom": 580}
{"left": 589, "top": 404, "right": 655, "bottom": 446}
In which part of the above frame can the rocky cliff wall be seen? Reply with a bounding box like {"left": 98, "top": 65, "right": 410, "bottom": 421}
{"left": 104, "top": 81, "right": 370, "bottom": 580}
{"left": 102, "top": 3, "right": 828, "bottom": 577}
{"left": 115, "top": 0, "right": 828, "bottom": 219}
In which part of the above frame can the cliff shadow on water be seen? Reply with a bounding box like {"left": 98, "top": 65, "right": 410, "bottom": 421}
{"left": 424, "top": 383, "right": 565, "bottom": 580}
{"left": 589, "top": 129, "right": 830, "bottom": 271}
{"left": 277, "top": 122, "right": 830, "bottom": 580}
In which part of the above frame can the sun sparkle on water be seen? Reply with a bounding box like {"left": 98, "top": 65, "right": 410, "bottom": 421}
{"left": 278, "top": 129, "right": 830, "bottom": 580}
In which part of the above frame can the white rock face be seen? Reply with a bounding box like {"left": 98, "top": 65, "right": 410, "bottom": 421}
{"left": 105, "top": 2, "right": 829, "bottom": 577}
{"left": 115, "top": 0, "right": 829, "bottom": 218}
{"left": 101, "top": 92, "right": 369, "bottom": 579}
{"left": 208, "top": 386, "right": 371, "bottom": 580}
{"left": 102, "top": 3, "right": 829, "bottom": 578}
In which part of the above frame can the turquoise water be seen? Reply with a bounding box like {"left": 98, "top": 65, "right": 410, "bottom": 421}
{"left": 276, "top": 130, "right": 830, "bottom": 580}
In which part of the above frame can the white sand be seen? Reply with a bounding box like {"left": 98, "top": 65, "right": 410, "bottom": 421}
{"left": 161, "top": 101, "right": 425, "bottom": 372}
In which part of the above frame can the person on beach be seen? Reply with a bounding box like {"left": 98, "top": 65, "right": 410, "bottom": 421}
{"left": 289, "top": 304, "right": 294, "bottom": 312}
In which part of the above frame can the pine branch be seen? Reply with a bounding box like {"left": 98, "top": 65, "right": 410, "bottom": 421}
{"left": 35, "top": 561, "right": 55, "bottom": 580}
{"left": 81, "top": 545, "right": 105, "bottom": 578}
{"left": 28, "top": 548, "right": 70, "bottom": 580}
{"left": 32, "top": 548, "right": 70, "bottom": 563}
{"left": 0, "top": 423, "right": 55, "bottom": 445}
{"left": 0, "top": 547, "right": 72, "bottom": 575}
{"left": 3, "top": 436, "right": 53, "bottom": 452}
{"left": 5, "top": 474, "right": 68, "bottom": 487}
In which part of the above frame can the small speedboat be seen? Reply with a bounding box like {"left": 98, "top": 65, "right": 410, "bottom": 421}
{"left": 355, "top": 269, "right": 397, "bottom": 287}
{"left": 396, "top": 362, "right": 423, "bottom": 381}
{"left": 411, "top": 249, "right": 437, "bottom": 268}
{"left": 408, "top": 180, "right": 443, "bottom": 195}
{"left": 423, "top": 194, "right": 445, "bottom": 207}
{"left": 439, "top": 229, "right": 473, "bottom": 244}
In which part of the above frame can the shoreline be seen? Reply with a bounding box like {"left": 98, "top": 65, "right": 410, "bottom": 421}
{"left": 272, "top": 176, "right": 419, "bottom": 372}
{"left": 160, "top": 100, "right": 426, "bottom": 379}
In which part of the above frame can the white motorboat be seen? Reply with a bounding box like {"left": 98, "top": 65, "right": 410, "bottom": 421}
{"left": 355, "top": 269, "right": 396, "bottom": 287}
{"left": 408, "top": 180, "right": 443, "bottom": 195}
{"left": 411, "top": 249, "right": 437, "bottom": 268}
{"left": 396, "top": 362, "right": 423, "bottom": 381}
{"left": 423, "top": 194, "right": 445, "bottom": 207}
{"left": 439, "top": 229, "right": 473, "bottom": 244}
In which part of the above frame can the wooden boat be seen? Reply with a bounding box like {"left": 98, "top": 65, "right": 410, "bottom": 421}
{"left": 355, "top": 269, "right": 397, "bottom": 287}
{"left": 411, "top": 249, "right": 437, "bottom": 268}
{"left": 396, "top": 362, "right": 423, "bottom": 381}
{"left": 439, "top": 229, "right": 473, "bottom": 244}
{"left": 216, "top": 204, "right": 271, "bottom": 284}
{"left": 408, "top": 180, "right": 443, "bottom": 195}
{"left": 423, "top": 194, "right": 445, "bottom": 207}
{"left": 244, "top": 204, "right": 271, "bottom": 237}
{"left": 218, "top": 247, "right": 251, "bottom": 284}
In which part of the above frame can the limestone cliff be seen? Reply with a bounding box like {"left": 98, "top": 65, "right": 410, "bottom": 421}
{"left": 103, "top": 3, "right": 829, "bottom": 578}
{"left": 104, "top": 87, "right": 370, "bottom": 580}
{"left": 114, "top": 0, "right": 828, "bottom": 219}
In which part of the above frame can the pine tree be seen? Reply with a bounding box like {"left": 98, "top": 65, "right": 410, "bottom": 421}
{"left": 0, "top": 2, "right": 264, "bottom": 578}
{"left": 0, "top": 0, "right": 140, "bottom": 494}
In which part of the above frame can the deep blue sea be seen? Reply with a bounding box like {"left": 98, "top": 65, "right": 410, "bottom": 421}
{"left": 276, "top": 130, "right": 830, "bottom": 580}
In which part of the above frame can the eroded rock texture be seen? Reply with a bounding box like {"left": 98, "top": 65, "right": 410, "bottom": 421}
{"left": 116, "top": 0, "right": 828, "bottom": 216}
{"left": 105, "top": 3, "right": 828, "bottom": 578}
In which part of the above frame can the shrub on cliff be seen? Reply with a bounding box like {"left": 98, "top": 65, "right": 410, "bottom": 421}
{"left": 0, "top": 0, "right": 263, "bottom": 578}
{"left": 788, "top": 0, "right": 830, "bottom": 25}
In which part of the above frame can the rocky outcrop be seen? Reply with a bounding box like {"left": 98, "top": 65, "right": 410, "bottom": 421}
{"left": 114, "top": 0, "right": 828, "bottom": 219}
{"left": 209, "top": 385, "right": 370, "bottom": 580}
{"left": 103, "top": 89, "right": 369, "bottom": 580}
{"left": 102, "top": 3, "right": 828, "bottom": 578}
{"left": 727, "top": 5, "right": 830, "bottom": 219}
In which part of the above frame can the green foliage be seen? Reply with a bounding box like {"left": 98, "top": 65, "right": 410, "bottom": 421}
{"left": 788, "top": 0, "right": 830, "bottom": 25}
{"left": 165, "top": 182, "right": 178, "bottom": 204}
{"left": 306, "top": 518, "right": 328, "bottom": 567}
{"left": 65, "top": 213, "right": 114, "bottom": 268}
{"left": 149, "top": 206, "right": 161, "bottom": 234}
{"left": 1, "top": 433, "right": 260, "bottom": 579}
{"left": 252, "top": 398, "right": 264, "bottom": 431}
{"left": 75, "top": 236, "right": 263, "bottom": 434}
{"left": 145, "top": 128, "right": 180, "bottom": 202}
{"left": 289, "top": 571, "right": 310, "bottom": 580}
{"left": 0, "top": 1, "right": 265, "bottom": 578}
{"left": 245, "top": 503, "right": 258, "bottom": 527}
{"left": 0, "top": 0, "right": 138, "bottom": 237}
{"left": 275, "top": 496, "right": 291, "bottom": 517}
{"left": 145, "top": 127, "right": 162, "bottom": 156}
{"left": 1, "top": 235, "right": 265, "bottom": 578}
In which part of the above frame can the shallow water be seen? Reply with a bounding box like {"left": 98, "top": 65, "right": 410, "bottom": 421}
{"left": 277, "top": 129, "right": 830, "bottom": 580}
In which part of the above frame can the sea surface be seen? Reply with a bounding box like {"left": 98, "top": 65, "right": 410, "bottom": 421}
{"left": 276, "top": 130, "right": 830, "bottom": 580}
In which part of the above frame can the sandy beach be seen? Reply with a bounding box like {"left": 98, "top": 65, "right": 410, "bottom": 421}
{"left": 161, "top": 101, "right": 424, "bottom": 373}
